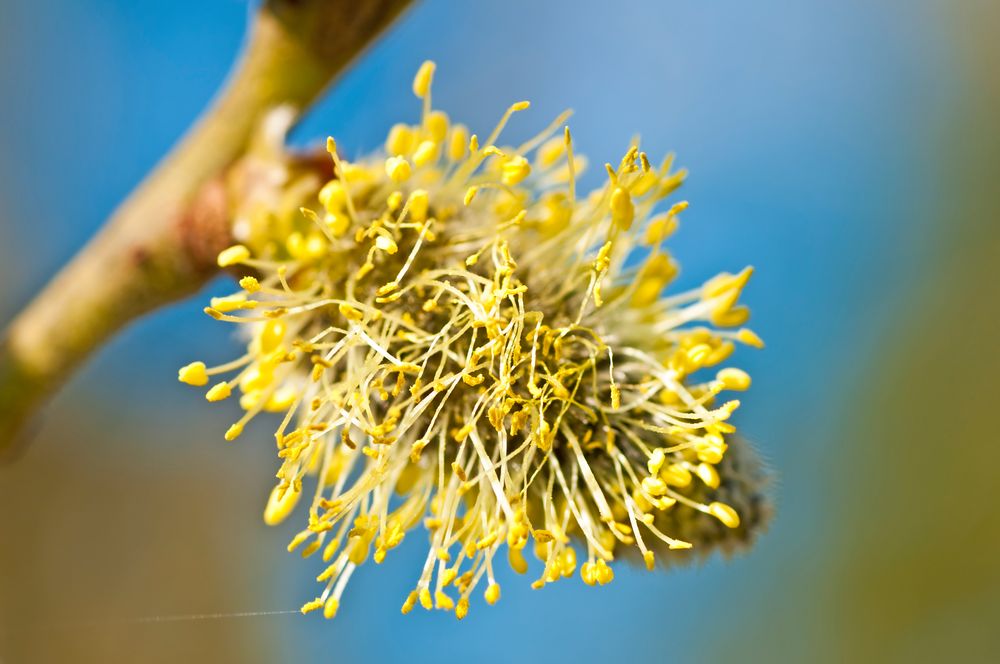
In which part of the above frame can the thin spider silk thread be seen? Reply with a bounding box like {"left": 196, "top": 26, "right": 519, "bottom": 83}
{"left": 124, "top": 609, "right": 300, "bottom": 623}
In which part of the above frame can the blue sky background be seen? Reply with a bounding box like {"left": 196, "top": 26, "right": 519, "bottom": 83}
{"left": 0, "top": 1, "right": 971, "bottom": 661}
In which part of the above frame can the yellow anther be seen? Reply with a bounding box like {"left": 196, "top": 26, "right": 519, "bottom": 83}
{"left": 686, "top": 343, "right": 713, "bottom": 367}
{"left": 285, "top": 232, "right": 306, "bottom": 259}
{"left": 265, "top": 385, "right": 297, "bottom": 412}
{"left": 322, "top": 538, "right": 342, "bottom": 562}
{"left": 306, "top": 231, "right": 327, "bottom": 259}
{"left": 317, "top": 562, "right": 339, "bottom": 583}
{"left": 580, "top": 561, "right": 596, "bottom": 586}
{"left": 435, "top": 591, "right": 455, "bottom": 610}
{"left": 239, "top": 365, "right": 272, "bottom": 393}
{"left": 205, "top": 382, "right": 232, "bottom": 402}
{"left": 594, "top": 241, "right": 613, "bottom": 271}
{"left": 318, "top": 180, "right": 347, "bottom": 213}
{"left": 709, "top": 501, "right": 741, "bottom": 528}
{"left": 559, "top": 547, "right": 577, "bottom": 577}
{"left": 704, "top": 268, "right": 751, "bottom": 299}
{"left": 708, "top": 340, "right": 736, "bottom": 366}
{"left": 412, "top": 140, "right": 440, "bottom": 167}
{"left": 348, "top": 537, "right": 371, "bottom": 565}
{"left": 323, "top": 597, "right": 340, "bottom": 619}
{"left": 644, "top": 212, "right": 679, "bottom": 245}
{"left": 696, "top": 462, "right": 721, "bottom": 489}
{"left": 667, "top": 200, "right": 690, "bottom": 216}
{"left": 696, "top": 432, "right": 728, "bottom": 462}
{"left": 511, "top": 100, "right": 531, "bottom": 112}
{"left": 630, "top": 170, "right": 658, "bottom": 196}
{"left": 217, "top": 244, "right": 250, "bottom": 268}
{"left": 717, "top": 367, "right": 751, "bottom": 391}
{"left": 643, "top": 551, "right": 655, "bottom": 571}
{"left": 533, "top": 419, "right": 553, "bottom": 452}
{"left": 405, "top": 437, "right": 428, "bottom": 462}
{"left": 178, "top": 361, "right": 208, "bottom": 386}
{"left": 398, "top": 590, "right": 417, "bottom": 615}
{"left": 419, "top": 587, "right": 433, "bottom": 610}
{"left": 224, "top": 422, "right": 244, "bottom": 441}
{"left": 300, "top": 598, "right": 324, "bottom": 614}
{"left": 646, "top": 448, "right": 666, "bottom": 475}
{"left": 440, "top": 568, "right": 458, "bottom": 586}
{"left": 737, "top": 328, "right": 765, "bottom": 348}
{"left": 610, "top": 187, "right": 634, "bottom": 230}
{"left": 259, "top": 319, "right": 286, "bottom": 353}
{"left": 594, "top": 559, "right": 614, "bottom": 585}
{"left": 641, "top": 476, "right": 668, "bottom": 496}
{"left": 661, "top": 463, "right": 692, "bottom": 488}
{"left": 375, "top": 234, "right": 399, "bottom": 254}
{"left": 424, "top": 110, "right": 449, "bottom": 142}
{"left": 712, "top": 304, "right": 750, "bottom": 327}
{"left": 463, "top": 186, "right": 479, "bottom": 206}
{"left": 533, "top": 530, "right": 555, "bottom": 545}
{"left": 653, "top": 496, "right": 678, "bottom": 511}
{"left": 535, "top": 192, "right": 571, "bottom": 235}
{"left": 376, "top": 281, "right": 399, "bottom": 297}
{"left": 538, "top": 137, "right": 564, "bottom": 167}
{"left": 448, "top": 124, "right": 469, "bottom": 160}
{"left": 385, "top": 155, "right": 412, "bottom": 182}
{"left": 462, "top": 373, "right": 484, "bottom": 386}
{"left": 264, "top": 483, "right": 301, "bottom": 526}
{"left": 508, "top": 547, "right": 528, "bottom": 574}
{"left": 407, "top": 189, "right": 429, "bottom": 222}
{"left": 239, "top": 276, "right": 261, "bottom": 293}
{"left": 340, "top": 162, "right": 371, "bottom": 183}
{"left": 326, "top": 136, "right": 337, "bottom": 155}
{"left": 476, "top": 532, "right": 498, "bottom": 550}
{"left": 632, "top": 489, "right": 653, "bottom": 513}
{"left": 287, "top": 533, "right": 313, "bottom": 556}
{"left": 413, "top": 60, "right": 435, "bottom": 98}
{"left": 501, "top": 155, "right": 531, "bottom": 186}
{"left": 717, "top": 399, "right": 741, "bottom": 420}
{"left": 484, "top": 582, "right": 501, "bottom": 605}
{"left": 338, "top": 303, "right": 364, "bottom": 322}
{"left": 455, "top": 597, "right": 469, "bottom": 620}
{"left": 386, "top": 123, "right": 415, "bottom": 156}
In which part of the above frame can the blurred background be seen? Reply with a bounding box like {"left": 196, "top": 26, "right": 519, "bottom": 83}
{"left": 1, "top": 0, "right": 998, "bottom": 662}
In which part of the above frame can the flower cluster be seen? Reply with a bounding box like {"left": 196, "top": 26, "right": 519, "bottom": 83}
{"left": 179, "top": 61, "right": 769, "bottom": 620}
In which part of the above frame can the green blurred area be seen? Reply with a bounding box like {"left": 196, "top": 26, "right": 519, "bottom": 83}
{"left": 0, "top": 399, "right": 289, "bottom": 663}
{"left": 731, "top": 3, "right": 1000, "bottom": 660}
{"left": 827, "top": 4, "right": 1000, "bottom": 658}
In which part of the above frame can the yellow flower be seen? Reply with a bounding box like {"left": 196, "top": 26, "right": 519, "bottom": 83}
{"left": 181, "top": 61, "right": 770, "bottom": 620}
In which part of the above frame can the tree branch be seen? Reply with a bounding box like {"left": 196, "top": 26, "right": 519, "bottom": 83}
{"left": 0, "top": 0, "right": 412, "bottom": 459}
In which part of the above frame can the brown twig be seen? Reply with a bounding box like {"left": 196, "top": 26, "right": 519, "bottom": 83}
{"left": 0, "top": 0, "right": 412, "bottom": 459}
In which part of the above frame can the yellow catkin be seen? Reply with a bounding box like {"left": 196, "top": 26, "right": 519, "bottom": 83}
{"left": 180, "top": 59, "right": 766, "bottom": 624}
